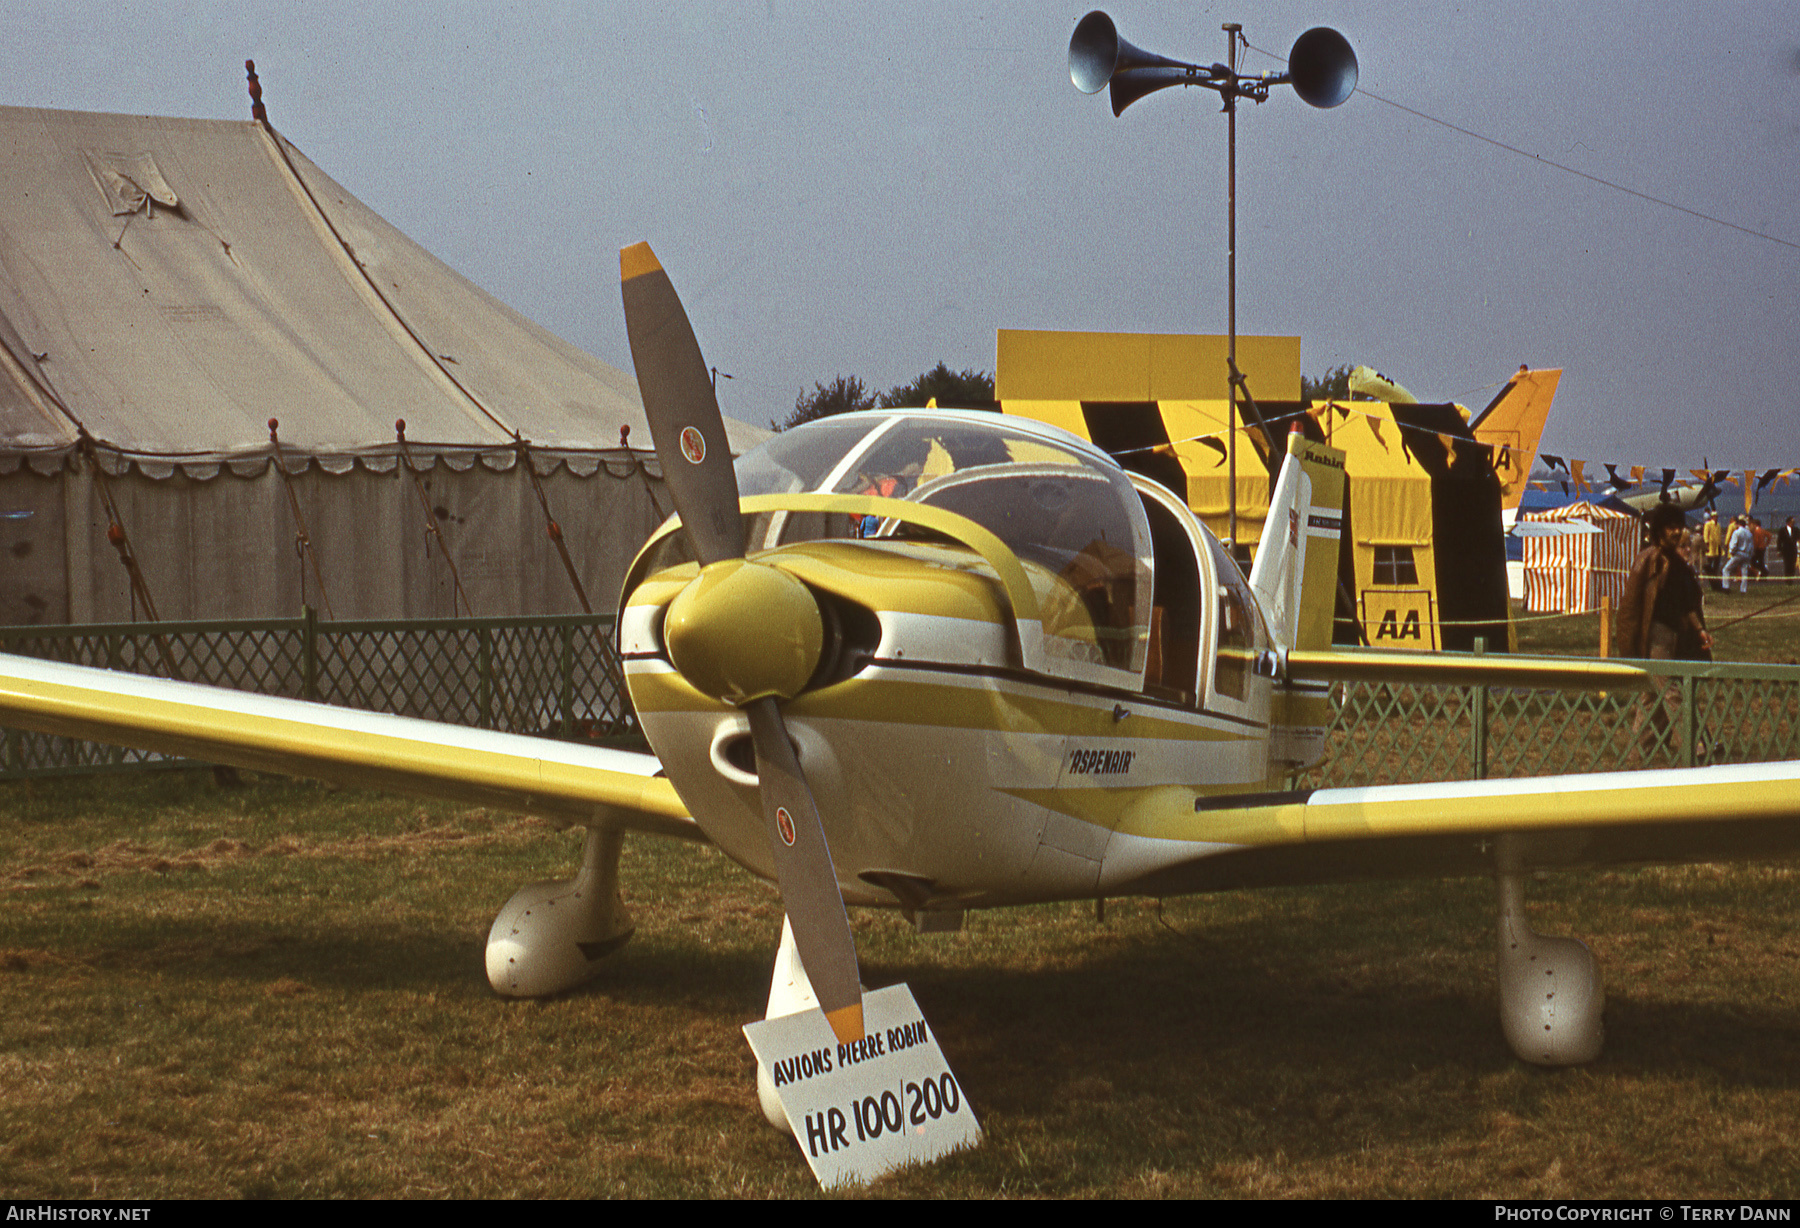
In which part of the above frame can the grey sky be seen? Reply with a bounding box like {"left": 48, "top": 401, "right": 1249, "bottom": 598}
{"left": 4, "top": 1, "right": 1796, "bottom": 465}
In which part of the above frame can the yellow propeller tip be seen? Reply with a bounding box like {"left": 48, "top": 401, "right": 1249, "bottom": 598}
{"left": 825, "top": 1002, "right": 865, "bottom": 1046}
{"left": 620, "top": 242, "right": 662, "bottom": 283}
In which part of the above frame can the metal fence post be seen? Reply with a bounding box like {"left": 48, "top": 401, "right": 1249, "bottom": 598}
{"left": 1681, "top": 672, "right": 1696, "bottom": 768}
{"left": 559, "top": 623, "right": 574, "bottom": 739}
{"left": 302, "top": 605, "right": 318, "bottom": 702}
{"left": 479, "top": 625, "right": 492, "bottom": 730}
{"left": 1472, "top": 635, "right": 1489, "bottom": 780}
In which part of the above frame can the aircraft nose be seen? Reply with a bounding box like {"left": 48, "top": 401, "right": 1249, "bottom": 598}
{"left": 664, "top": 558, "right": 824, "bottom": 705}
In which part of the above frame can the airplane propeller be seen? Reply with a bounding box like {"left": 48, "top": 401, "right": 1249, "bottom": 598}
{"left": 620, "top": 242, "right": 865, "bottom": 1044}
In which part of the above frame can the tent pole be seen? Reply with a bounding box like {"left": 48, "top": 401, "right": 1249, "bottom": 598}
{"left": 396, "top": 419, "right": 475, "bottom": 618}
{"left": 515, "top": 434, "right": 594, "bottom": 616}
{"left": 76, "top": 429, "right": 180, "bottom": 678}
{"left": 267, "top": 418, "right": 336, "bottom": 620}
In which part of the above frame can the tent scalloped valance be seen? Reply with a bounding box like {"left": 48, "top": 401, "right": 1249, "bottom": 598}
{"left": 0, "top": 446, "right": 661, "bottom": 482}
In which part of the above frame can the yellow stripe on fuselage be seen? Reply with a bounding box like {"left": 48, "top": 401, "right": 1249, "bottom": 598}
{"left": 626, "top": 662, "right": 1256, "bottom": 744}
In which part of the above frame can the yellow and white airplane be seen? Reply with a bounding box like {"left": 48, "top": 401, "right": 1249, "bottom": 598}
{"left": 3, "top": 243, "right": 1799, "bottom": 1107}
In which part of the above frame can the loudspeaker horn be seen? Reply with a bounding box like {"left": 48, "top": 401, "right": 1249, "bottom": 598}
{"left": 1287, "top": 27, "right": 1358, "bottom": 109}
{"left": 1069, "top": 10, "right": 1217, "bottom": 117}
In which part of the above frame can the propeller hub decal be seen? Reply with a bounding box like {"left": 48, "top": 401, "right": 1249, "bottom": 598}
{"left": 775, "top": 806, "right": 797, "bottom": 847}
{"left": 679, "top": 426, "right": 706, "bottom": 465}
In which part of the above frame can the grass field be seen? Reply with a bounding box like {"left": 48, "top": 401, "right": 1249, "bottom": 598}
{"left": 1518, "top": 586, "right": 1800, "bottom": 664}
{"left": 3, "top": 603, "right": 1799, "bottom": 1198}
{"left": 6, "top": 772, "right": 1800, "bottom": 1198}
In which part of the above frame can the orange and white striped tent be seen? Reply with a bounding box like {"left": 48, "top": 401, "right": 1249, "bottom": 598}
{"left": 1520, "top": 502, "right": 1640, "bottom": 613}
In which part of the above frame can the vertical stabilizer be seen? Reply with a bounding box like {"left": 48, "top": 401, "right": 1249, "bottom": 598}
{"left": 1472, "top": 367, "right": 1561, "bottom": 511}
{"left": 1252, "top": 430, "right": 1346, "bottom": 773}
{"left": 1250, "top": 430, "right": 1347, "bottom": 652}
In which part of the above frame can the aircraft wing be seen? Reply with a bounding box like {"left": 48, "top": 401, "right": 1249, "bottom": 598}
{"left": 1282, "top": 648, "right": 1648, "bottom": 690}
{"left": 1109, "top": 762, "right": 1800, "bottom": 895}
{"left": 0, "top": 654, "right": 698, "bottom": 840}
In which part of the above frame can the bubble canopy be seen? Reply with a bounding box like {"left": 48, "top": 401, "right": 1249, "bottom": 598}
{"left": 736, "top": 410, "right": 1154, "bottom": 679}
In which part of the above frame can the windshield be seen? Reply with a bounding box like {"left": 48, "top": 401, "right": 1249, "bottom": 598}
{"left": 736, "top": 412, "right": 1154, "bottom": 678}
{"left": 736, "top": 418, "right": 888, "bottom": 498}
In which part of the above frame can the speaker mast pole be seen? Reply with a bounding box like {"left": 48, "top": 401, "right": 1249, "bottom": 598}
{"left": 1224, "top": 22, "right": 1241, "bottom": 550}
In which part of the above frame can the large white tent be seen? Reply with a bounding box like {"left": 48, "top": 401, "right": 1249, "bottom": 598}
{"left": 0, "top": 105, "right": 759, "bottom": 626}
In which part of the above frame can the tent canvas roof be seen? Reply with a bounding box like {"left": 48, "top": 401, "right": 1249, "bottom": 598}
{"left": 1519, "top": 500, "right": 1638, "bottom": 522}
{"left": 0, "top": 106, "right": 760, "bottom": 475}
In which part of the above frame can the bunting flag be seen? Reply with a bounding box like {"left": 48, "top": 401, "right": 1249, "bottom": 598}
{"left": 1506, "top": 452, "right": 1797, "bottom": 506}
{"left": 1269, "top": 396, "right": 1798, "bottom": 515}
{"left": 1512, "top": 458, "right": 1800, "bottom": 513}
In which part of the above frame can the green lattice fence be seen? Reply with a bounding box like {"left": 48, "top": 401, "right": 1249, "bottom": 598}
{"left": 1294, "top": 659, "right": 1800, "bottom": 789}
{"left": 0, "top": 611, "right": 629, "bottom": 778}
{"left": 6, "top": 619, "right": 1799, "bottom": 786}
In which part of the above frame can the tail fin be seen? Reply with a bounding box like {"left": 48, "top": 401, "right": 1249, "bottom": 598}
{"left": 1249, "top": 430, "right": 1347, "bottom": 652}
{"left": 1347, "top": 365, "right": 1417, "bottom": 403}
{"left": 1251, "top": 430, "right": 1346, "bottom": 774}
{"left": 1471, "top": 367, "right": 1560, "bottom": 511}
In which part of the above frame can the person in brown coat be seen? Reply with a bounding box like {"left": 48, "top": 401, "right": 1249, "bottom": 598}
{"left": 1619, "top": 503, "right": 1713, "bottom": 763}
{"left": 1618, "top": 503, "right": 1712, "bottom": 660}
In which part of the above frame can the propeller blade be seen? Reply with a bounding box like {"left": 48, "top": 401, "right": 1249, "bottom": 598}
{"left": 620, "top": 242, "right": 863, "bottom": 1042}
{"left": 746, "top": 697, "right": 864, "bottom": 1043}
{"left": 620, "top": 242, "right": 745, "bottom": 566}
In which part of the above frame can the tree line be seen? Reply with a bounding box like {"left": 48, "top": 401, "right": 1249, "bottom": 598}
{"left": 779, "top": 362, "right": 995, "bottom": 430}
{"left": 779, "top": 362, "right": 1360, "bottom": 431}
{"left": 1300, "top": 364, "right": 1354, "bottom": 402}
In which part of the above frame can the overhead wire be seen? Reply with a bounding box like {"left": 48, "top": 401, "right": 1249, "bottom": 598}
{"left": 1203, "top": 45, "right": 1800, "bottom": 645}
{"left": 1244, "top": 43, "right": 1800, "bottom": 254}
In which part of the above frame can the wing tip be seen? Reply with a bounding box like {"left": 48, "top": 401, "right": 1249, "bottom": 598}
{"left": 620, "top": 241, "right": 662, "bottom": 283}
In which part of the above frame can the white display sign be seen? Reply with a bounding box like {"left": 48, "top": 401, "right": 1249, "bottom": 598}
{"left": 743, "top": 983, "right": 981, "bottom": 1189}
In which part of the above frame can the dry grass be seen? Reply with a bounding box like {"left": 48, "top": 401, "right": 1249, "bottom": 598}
{"left": 2, "top": 610, "right": 1796, "bottom": 1197}
{"left": 4, "top": 772, "right": 1800, "bottom": 1198}
{"left": 1519, "top": 589, "right": 1800, "bottom": 664}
